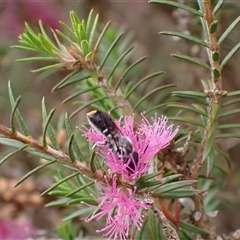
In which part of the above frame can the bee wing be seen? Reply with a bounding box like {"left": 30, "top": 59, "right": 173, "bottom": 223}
{"left": 87, "top": 110, "right": 122, "bottom": 138}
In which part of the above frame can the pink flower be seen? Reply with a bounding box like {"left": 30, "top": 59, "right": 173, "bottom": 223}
{"left": 83, "top": 113, "right": 178, "bottom": 182}
{"left": 0, "top": 218, "right": 36, "bottom": 239}
{"left": 84, "top": 176, "right": 151, "bottom": 240}
{"left": 81, "top": 113, "right": 178, "bottom": 239}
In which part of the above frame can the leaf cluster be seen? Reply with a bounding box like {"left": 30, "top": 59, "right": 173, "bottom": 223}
{"left": 1, "top": 1, "right": 240, "bottom": 239}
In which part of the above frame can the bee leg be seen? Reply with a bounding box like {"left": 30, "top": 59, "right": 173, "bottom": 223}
{"left": 92, "top": 140, "right": 108, "bottom": 150}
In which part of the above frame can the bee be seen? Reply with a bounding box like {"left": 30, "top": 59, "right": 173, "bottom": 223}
{"left": 87, "top": 110, "right": 138, "bottom": 172}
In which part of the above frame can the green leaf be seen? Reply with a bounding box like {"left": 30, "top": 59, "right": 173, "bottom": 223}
{"left": 94, "top": 21, "right": 111, "bottom": 53}
{"left": 24, "top": 23, "right": 45, "bottom": 53}
{"left": 65, "top": 114, "right": 83, "bottom": 161}
{"left": 57, "top": 75, "right": 91, "bottom": 90}
{"left": 202, "top": 135, "right": 214, "bottom": 162}
{"left": 65, "top": 181, "right": 94, "bottom": 197}
{"left": 125, "top": 71, "right": 165, "bottom": 99}
{"left": 63, "top": 208, "right": 92, "bottom": 222}
{"left": 133, "top": 84, "right": 176, "bottom": 110}
{"left": 167, "top": 103, "right": 207, "bottom": 116}
{"left": 70, "top": 96, "right": 109, "bottom": 118}
{"left": 59, "top": 20, "right": 75, "bottom": 40}
{"left": 151, "top": 180, "right": 198, "bottom": 194}
{"left": 86, "top": 9, "right": 94, "bottom": 39}
{"left": 178, "top": 231, "right": 193, "bottom": 240}
{"left": 213, "top": 68, "right": 221, "bottom": 78}
{"left": 89, "top": 150, "right": 97, "bottom": 173}
{"left": 212, "top": 51, "right": 220, "bottom": 62}
{"left": 134, "top": 219, "right": 148, "bottom": 240}
{"left": 136, "top": 180, "right": 166, "bottom": 189}
{"left": 218, "top": 108, "right": 240, "bottom": 119}
{"left": 148, "top": 209, "right": 161, "bottom": 240}
{"left": 0, "top": 145, "right": 28, "bottom": 166}
{"left": 172, "top": 91, "right": 208, "bottom": 105}
{"left": 215, "top": 133, "right": 240, "bottom": 139}
{"left": 14, "top": 160, "right": 57, "bottom": 187}
{"left": 180, "top": 220, "right": 209, "bottom": 235}
{"left": 158, "top": 174, "right": 183, "bottom": 185}
{"left": 42, "top": 107, "right": 56, "bottom": 149}
{"left": 108, "top": 46, "right": 134, "bottom": 81}
{"left": 209, "top": 113, "right": 216, "bottom": 130}
{"left": 160, "top": 31, "right": 208, "bottom": 47}
{"left": 26, "top": 148, "right": 57, "bottom": 161}
{"left": 39, "top": 34, "right": 56, "bottom": 55}
{"left": 48, "top": 190, "right": 68, "bottom": 197}
{"left": 80, "top": 22, "right": 87, "bottom": 42}
{"left": 216, "top": 124, "right": 240, "bottom": 130}
{"left": 225, "top": 90, "right": 240, "bottom": 97}
{"left": 221, "top": 98, "right": 240, "bottom": 108}
{"left": 85, "top": 51, "right": 93, "bottom": 61}
{"left": 99, "top": 32, "right": 124, "bottom": 70}
{"left": 0, "top": 138, "right": 25, "bottom": 148}
{"left": 172, "top": 91, "right": 206, "bottom": 98}
{"left": 209, "top": 20, "right": 218, "bottom": 34}
{"left": 136, "top": 172, "right": 166, "bottom": 184}
{"left": 10, "top": 96, "right": 21, "bottom": 134}
{"left": 149, "top": 0, "right": 203, "bottom": 16}
{"left": 168, "top": 116, "right": 205, "bottom": 128}
{"left": 55, "top": 28, "right": 76, "bottom": 46}
{"left": 115, "top": 56, "right": 148, "bottom": 90}
{"left": 213, "top": 0, "right": 224, "bottom": 15}
{"left": 145, "top": 102, "right": 169, "bottom": 115}
{"left": 220, "top": 42, "right": 240, "bottom": 68}
{"left": 172, "top": 54, "right": 210, "bottom": 69}
{"left": 89, "top": 13, "right": 99, "bottom": 49}
{"left": 161, "top": 189, "right": 203, "bottom": 198}
{"left": 214, "top": 147, "right": 231, "bottom": 171}
{"left": 52, "top": 72, "right": 89, "bottom": 91}
{"left": 68, "top": 134, "right": 76, "bottom": 163}
{"left": 42, "top": 98, "right": 60, "bottom": 150}
{"left": 45, "top": 198, "right": 71, "bottom": 207}
{"left": 218, "top": 16, "right": 240, "bottom": 44}
{"left": 62, "top": 86, "right": 100, "bottom": 104}
{"left": 41, "top": 172, "right": 80, "bottom": 196}
{"left": 70, "top": 12, "right": 82, "bottom": 44}
{"left": 31, "top": 63, "right": 66, "bottom": 73}
{"left": 8, "top": 81, "right": 31, "bottom": 136}
{"left": 16, "top": 56, "right": 58, "bottom": 62}
{"left": 81, "top": 40, "right": 89, "bottom": 56}
{"left": 206, "top": 148, "right": 215, "bottom": 176}
{"left": 11, "top": 45, "right": 37, "bottom": 52}
{"left": 39, "top": 20, "right": 58, "bottom": 51}
{"left": 138, "top": 174, "right": 180, "bottom": 190}
{"left": 67, "top": 197, "right": 97, "bottom": 205}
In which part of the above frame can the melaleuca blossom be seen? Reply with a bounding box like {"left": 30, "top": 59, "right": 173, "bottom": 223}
{"left": 81, "top": 113, "right": 178, "bottom": 239}
{"left": 84, "top": 175, "right": 152, "bottom": 240}
{"left": 83, "top": 113, "right": 178, "bottom": 181}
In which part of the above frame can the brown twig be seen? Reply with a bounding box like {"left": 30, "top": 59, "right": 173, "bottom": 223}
{"left": 188, "top": 1, "right": 224, "bottom": 239}
{"left": 150, "top": 202, "right": 180, "bottom": 240}
{"left": 0, "top": 124, "right": 105, "bottom": 182}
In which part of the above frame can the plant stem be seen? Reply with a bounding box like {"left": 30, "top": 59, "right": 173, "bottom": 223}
{"left": 0, "top": 124, "right": 105, "bottom": 182}
{"left": 190, "top": 1, "right": 223, "bottom": 239}
{"left": 151, "top": 202, "right": 180, "bottom": 240}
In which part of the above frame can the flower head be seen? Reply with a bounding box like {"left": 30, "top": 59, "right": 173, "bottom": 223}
{"left": 82, "top": 112, "right": 178, "bottom": 239}
{"left": 85, "top": 176, "right": 151, "bottom": 240}
{"left": 83, "top": 113, "right": 178, "bottom": 181}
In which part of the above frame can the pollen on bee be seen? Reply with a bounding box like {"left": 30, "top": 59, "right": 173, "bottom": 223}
{"left": 87, "top": 110, "right": 98, "bottom": 116}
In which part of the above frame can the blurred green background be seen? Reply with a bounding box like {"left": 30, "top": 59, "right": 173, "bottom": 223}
{"left": 0, "top": 0, "right": 240, "bottom": 238}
